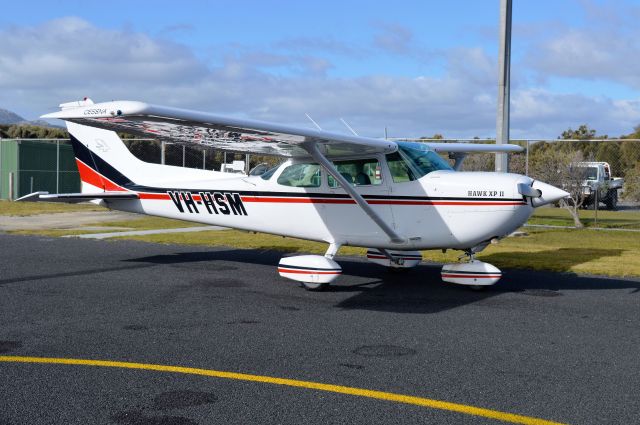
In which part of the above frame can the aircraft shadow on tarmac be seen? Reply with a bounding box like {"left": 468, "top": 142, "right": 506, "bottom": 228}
{"left": 125, "top": 247, "right": 639, "bottom": 314}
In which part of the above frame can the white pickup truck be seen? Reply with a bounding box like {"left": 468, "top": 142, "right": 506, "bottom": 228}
{"left": 577, "top": 162, "right": 624, "bottom": 210}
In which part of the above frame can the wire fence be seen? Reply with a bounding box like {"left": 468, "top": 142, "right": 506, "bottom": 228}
{"left": 0, "top": 138, "right": 268, "bottom": 200}
{"left": 1, "top": 138, "right": 639, "bottom": 209}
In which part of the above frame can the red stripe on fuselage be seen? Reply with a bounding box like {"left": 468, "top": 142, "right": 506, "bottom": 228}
{"left": 133, "top": 192, "right": 526, "bottom": 206}
{"left": 278, "top": 268, "right": 342, "bottom": 275}
{"left": 242, "top": 196, "right": 353, "bottom": 204}
{"left": 138, "top": 193, "right": 169, "bottom": 200}
{"left": 241, "top": 197, "right": 524, "bottom": 206}
{"left": 441, "top": 273, "right": 502, "bottom": 278}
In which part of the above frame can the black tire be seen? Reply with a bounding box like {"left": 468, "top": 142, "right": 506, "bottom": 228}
{"left": 605, "top": 191, "right": 618, "bottom": 210}
{"left": 387, "top": 266, "right": 411, "bottom": 273}
{"left": 300, "top": 281, "right": 329, "bottom": 291}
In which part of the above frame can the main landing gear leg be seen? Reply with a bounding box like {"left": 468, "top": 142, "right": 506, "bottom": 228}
{"left": 324, "top": 243, "right": 341, "bottom": 260}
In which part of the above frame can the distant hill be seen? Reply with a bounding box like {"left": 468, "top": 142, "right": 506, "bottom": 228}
{"left": 0, "top": 108, "right": 26, "bottom": 125}
{"left": 0, "top": 108, "right": 62, "bottom": 128}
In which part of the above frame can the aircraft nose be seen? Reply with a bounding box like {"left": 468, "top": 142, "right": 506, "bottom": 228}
{"left": 529, "top": 181, "right": 570, "bottom": 208}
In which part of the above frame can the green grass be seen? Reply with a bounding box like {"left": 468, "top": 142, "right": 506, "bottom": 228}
{"left": 119, "top": 227, "right": 640, "bottom": 278}
{"left": 0, "top": 200, "right": 106, "bottom": 216}
{"left": 90, "top": 216, "right": 203, "bottom": 230}
{"left": 118, "top": 230, "right": 367, "bottom": 257}
{"left": 5, "top": 202, "right": 640, "bottom": 277}
{"left": 10, "top": 216, "right": 203, "bottom": 238}
{"left": 530, "top": 207, "right": 640, "bottom": 229}
{"left": 423, "top": 228, "right": 640, "bottom": 277}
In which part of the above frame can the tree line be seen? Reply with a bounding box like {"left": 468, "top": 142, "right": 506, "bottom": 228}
{"left": 2, "top": 122, "right": 639, "bottom": 202}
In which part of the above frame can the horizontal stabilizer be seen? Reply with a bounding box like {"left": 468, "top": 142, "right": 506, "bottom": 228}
{"left": 16, "top": 191, "right": 138, "bottom": 203}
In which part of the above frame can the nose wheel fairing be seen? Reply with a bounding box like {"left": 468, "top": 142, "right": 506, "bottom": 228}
{"left": 441, "top": 260, "right": 502, "bottom": 286}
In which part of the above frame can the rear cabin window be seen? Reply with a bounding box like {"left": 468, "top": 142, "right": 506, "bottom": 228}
{"left": 328, "top": 158, "right": 383, "bottom": 187}
{"left": 277, "top": 163, "right": 322, "bottom": 187}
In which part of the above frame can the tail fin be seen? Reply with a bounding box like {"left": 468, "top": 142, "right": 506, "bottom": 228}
{"left": 67, "top": 121, "right": 140, "bottom": 193}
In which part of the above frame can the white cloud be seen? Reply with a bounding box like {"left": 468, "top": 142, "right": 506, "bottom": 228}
{"left": 524, "top": 1, "right": 640, "bottom": 90}
{"left": 0, "top": 16, "right": 638, "bottom": 139}
{"left": 510, "top": 89, "right": 640, "bottom": 138}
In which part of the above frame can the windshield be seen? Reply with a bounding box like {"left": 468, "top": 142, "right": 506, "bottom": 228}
{"left": 260, "top": 164, "right": 281, "bottom": 180}
{"left": 585, "top": 167, "right": 598, "bottom": 180}
{"left": 387, "top": 142, "right": 452, "bottom": 181}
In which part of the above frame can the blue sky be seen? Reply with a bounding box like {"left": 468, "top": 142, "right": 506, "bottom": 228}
{"left": 1, "top": 0, "right": 639, "bottom": 138}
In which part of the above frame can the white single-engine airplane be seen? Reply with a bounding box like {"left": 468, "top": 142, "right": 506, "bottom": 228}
{"left": 21, "top": 98, "right": 568, "bottom": 290}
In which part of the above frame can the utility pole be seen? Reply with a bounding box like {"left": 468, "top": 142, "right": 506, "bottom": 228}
{"left": 495, "top": 0, "right": 512, "bottom": 172}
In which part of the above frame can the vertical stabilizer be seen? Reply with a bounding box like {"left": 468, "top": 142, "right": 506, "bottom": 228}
{"left": 66, "top": 121, "right": 141, "bottom": 193}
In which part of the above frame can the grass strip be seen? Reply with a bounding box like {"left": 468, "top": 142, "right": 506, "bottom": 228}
{"left": 0, "top": 200, "right": 105, "bottom": 216}
{"left": 118, "top": 227, "right": 640, "bottom": 278}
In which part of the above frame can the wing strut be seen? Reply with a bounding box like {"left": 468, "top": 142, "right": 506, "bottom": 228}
{"left": 305, "top": 143, "right": 406, "bottom": 244}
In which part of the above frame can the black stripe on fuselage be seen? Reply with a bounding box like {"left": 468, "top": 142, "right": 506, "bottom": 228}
{"left": 278, "top": 265, "right": 342, "bottom": 271}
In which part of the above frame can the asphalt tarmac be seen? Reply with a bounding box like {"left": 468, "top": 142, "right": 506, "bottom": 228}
{"left": 0, "top": 233, "right": 638, "bottom": 424}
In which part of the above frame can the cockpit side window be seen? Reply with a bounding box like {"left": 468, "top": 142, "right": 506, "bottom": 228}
{"left": 328, "top": 158, "right": 383, "bottom": 187}
{"left": 386, "top": 151, "right": 416, "bottom": 183}
{"left": 277, "top": 163, "right": 322, "bottom": 187}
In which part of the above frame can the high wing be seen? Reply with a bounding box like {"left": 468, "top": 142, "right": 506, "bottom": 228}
{"left": 42, "top": 100, "right": 523, "bottom": 158}
{"left": 42, "top": 100, "right": 396, "bottom": 158}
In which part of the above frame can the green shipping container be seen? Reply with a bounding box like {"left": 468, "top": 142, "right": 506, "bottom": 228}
{"left": 0, "top": 140, "right": 80, "bottom": 200}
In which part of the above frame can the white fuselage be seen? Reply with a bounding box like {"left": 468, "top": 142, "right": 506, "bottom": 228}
{"left": 98, "top": 157, "right": 534, "bottom": 251}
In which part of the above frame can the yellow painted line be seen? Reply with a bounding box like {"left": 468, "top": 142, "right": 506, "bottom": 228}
{"left": 0, "top": 356, "right": 566, "bottom": 425}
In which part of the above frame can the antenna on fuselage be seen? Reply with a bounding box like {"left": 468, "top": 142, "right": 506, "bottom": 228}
{"left": 305, "top": 113, "right": 323, "bottom": 130}
{"left": 339, "top": 118, "right": 359, "bottom": 136}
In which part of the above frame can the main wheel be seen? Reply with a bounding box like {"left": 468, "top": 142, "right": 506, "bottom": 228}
{"left": 387, "top": 266, "right": 412, "bottom": 273}
{"left": 469, "top": 285, "right": 489, "bottom": 292}
{"left": 605, "top": 191, "right": 618, "bottom": 210}
{"left": 300, "top": 281, "right": 329, "bottom": 291}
